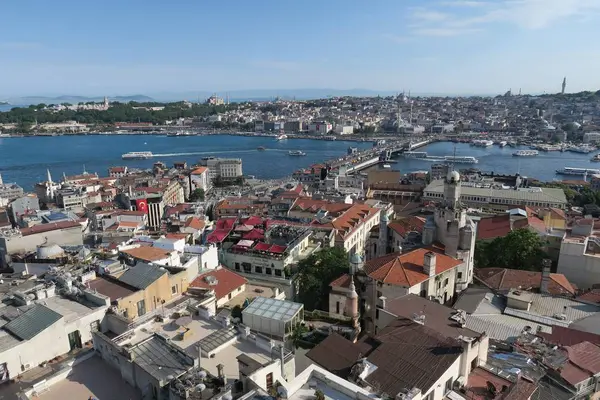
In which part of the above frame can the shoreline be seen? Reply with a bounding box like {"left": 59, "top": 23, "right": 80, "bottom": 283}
{"left": 0, "top": 131, "right": 388, "bottom": 143}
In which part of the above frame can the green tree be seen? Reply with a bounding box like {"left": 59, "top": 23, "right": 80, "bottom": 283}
{"left": 189, "top": 188, "right": 205, "bottom": 202}
{"left": 290, "top": 323, "right": 308, "bottom": 349}
{"left": 475, "top": 228, "right": 547, "bottom": 271}
{"left": 294, "top": 247, "right": 350, "bottom": 311}
{"left": 231, "top": 305, "right": 243, "bottom": 321}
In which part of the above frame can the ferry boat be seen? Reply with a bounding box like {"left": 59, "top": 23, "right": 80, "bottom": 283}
{"left": 403, "top": 151, "right": 428, "bottom": 159}
{"left": 122, "top": 151, "right": 153, "bottom": 160}
{"left": 288, "top": 150, "right": 306, "bottom": 156}
{"left": 257, "top": 146, "right": 266, "bottom": 151}
{"left": 513, "top": 150, "right": 539, "bottom": 157}
{"left": 499, "top": 141, "right": 507, "bottom": 147}
{"left": 275, "top": 134, "right": 288, "bottom": 140}
{"left": 569, "top": 145, "right": 596, "bottom": 154}
{"left": 556, "top": 167, "right": 600, "bottom": 176}
{"left": 443, "top": 156, "right": 478, "bottom": 164}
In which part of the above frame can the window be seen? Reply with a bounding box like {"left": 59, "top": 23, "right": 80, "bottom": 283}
{"left": 242, "top": 263, "right": 251, "bottom": 273}
{"left": 336, "top": 302, "right": 340, "bottom": 314}
{"left": 90, "top": 320, "right": 100, "bottom": 332}
{"left": 171, "top": 285, "right": 178, "bottom": 294}
{"left": 443, "top": 278, "right": 449, "bottom": 287}
{"left": 235, "top": 262, "right": 240, "bottom": 271}
{"left": 228, "top": 293, "right": 232, "bottom": 300}
{"left": 376, "top": 308, "right": 380, "bottom": 319}
{"left": 266, "top": 268, "right": 272, "bottom": 275}
{"left": 275, "top": 269, "right": 282, "bottom": 277}
{"left": 425, "top": 391, "right": 435, "bottom": 400}
{"left": 137, "top": 299, "right": 146, "bottom": 317}
{"left": 255, "top": 266, "right": 263, "bottom": 274}
{"left": 457, "top": 272, "right": 463, "bottom": 280}
{"left": 445, "top": 377, "right": 453, "bottom": 393}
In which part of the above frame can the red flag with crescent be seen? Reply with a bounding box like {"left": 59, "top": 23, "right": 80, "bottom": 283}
{"left": 136, "top": 199, "right": 148, "bottom": 213}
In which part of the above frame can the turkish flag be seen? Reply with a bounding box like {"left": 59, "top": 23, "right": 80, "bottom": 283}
{"left": 136, "top": 199, "right": 148, "bottom": 213}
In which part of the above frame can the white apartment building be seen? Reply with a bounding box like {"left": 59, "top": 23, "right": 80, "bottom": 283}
{"left": 202, "top": 158, "right": 243, "bottom": 180}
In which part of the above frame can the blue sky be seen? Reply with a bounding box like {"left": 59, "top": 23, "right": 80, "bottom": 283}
{"left": 1, "top": 0, "right": 599, "bottom": 97}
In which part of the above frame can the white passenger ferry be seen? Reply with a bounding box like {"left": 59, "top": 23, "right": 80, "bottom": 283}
{"left": 443, "top": 156, "right": 478, "bottom": 164}
{"left": 403, "top": 151, "right": 428, "bottom": 158}
{"left": 513, "top": 150, "right": 539, "bottom": 157}
{"left": 122, "top": 151, "right": 153, "bottom": 160}
{"left": 556, "top": 167, "right": 600, "bottom": 176}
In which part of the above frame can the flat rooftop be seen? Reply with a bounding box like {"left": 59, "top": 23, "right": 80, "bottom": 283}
{"left": 36, "top": 355, "right": 141, "bottom": 400}
{"left": 124, "top": 315, "right": 274, "bottom": 385}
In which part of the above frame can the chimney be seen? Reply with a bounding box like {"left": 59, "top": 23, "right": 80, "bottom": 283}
{"left": 541, "top": 259, "right": 551, "bottom": 294}
{"left": 280, "top": 345, "right": 286, "bottom": 380}
{"left": 423, "top": 252, "right": 436, "bottom": 277}
{"left": 217, "top": 363, "right": 225, "bottom": 380}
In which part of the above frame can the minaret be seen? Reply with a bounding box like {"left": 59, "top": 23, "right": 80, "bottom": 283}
{"left": 345, "top": 277, "right": 359, "bottom": 329}
{"left": 47, "top": 169, "right": 55, "bottom": 200}
{"left": 0, "top": 173, "right": 3, "bottom": 186}
{"left": 350, "top": 253, "right": 364, "bottom": 274}
{"left": 562, "top": 77, "right": 566, "bottom": 94}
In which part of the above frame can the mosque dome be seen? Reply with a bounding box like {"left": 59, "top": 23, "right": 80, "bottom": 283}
{"left": 350, "top": 253, "right": 363, "bottom": 265}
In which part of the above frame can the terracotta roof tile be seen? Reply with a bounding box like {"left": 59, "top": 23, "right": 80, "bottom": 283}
{"left": 191, "top": 167, "right": 208, "bottom": 175}
{"left": 184, "top": 216, "right": 205, "bottom": 230}
{"left": 387, "top": 216, "right": 426, "bottom": 237}
{"left": 474, "top": 268, "right": 575, "bottom": 296}
{"left": 329, "top": 273, "right": 352, "bottom": 289}
{"left": 189, "top": 268, "right": 247, "bottom": 300}
{"left": 364, "top": 248, "right": 462, "bottom": 287}
{"left": 20, "top": 221, "right": 81, "bottom": 236}
{"left": 476, "top": 214, "right": 513, "bottom": 240}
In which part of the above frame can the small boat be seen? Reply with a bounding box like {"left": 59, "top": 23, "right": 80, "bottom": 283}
{"left": 276, "top": 134, "right": 288, "bottom": 140}
{"left": 592, "top": 154, "right": 600, "bottom": 162}
{"left": 257, "top": 146, "right": 266, "bottom": 151}
{"left": 499, "top": 141, "right": 507, "bottom": 147}
{"left": 288, "top": 150, "right": 306, "bottom": 156}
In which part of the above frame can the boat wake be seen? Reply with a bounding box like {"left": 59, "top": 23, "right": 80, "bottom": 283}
{"left": 152, "top": 150, "right": 258, "bottom": 157}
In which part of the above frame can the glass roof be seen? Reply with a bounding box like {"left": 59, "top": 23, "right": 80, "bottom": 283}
{"left": 243, "top": 297, "right": 303, "bottom": 322}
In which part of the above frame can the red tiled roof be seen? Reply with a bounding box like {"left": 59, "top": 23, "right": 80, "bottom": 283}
{"left": 121, "top": 246, "right": 171, "bottom": 262}
{"left": 538, "top": 326, "right": 600, "bottom": 347}
{"left": 240, "top": 216, "right": 263, "bottom": 226}
{"left": 476, "top": 214, "right": 513, "bottom": 240}
{"left": 206, "top": 229, "right": 230, "bottom": 243}
{"left": 242, "top": 228, "right": 264, "bottom": 240}
{"left": 184, "top": 216, "right": 205, "bottom": 230}
{"left": 387, "top": 216, "right": 426, "bottom": 237}
{"left": 109, "top": 167, "right": 126, "bottom": 173}
{"left": 290, "top": 197, "right": 353, "bottom": 214}
{"left": 330, "top": 273, "right": 352, "bottom": 289}
{"left": 166, "top": 233, "right": 188, "bottom": 240}
{"left": 253, "top": 242, "right": 271, "bottom": 251}
{"left": 561, "top": 342, "right": 600, "bottom": 386}
{"left": 20, "top": 221, "right": 81, "bottom": 236}
{"left": 215, "top": 218, "right": 237, "bottom": 230}
{"left": 364, "top": 248, "right": 462, "bottom": 287}
{"left": 268, "top": 244, "right": 286, "bottom": 254}
{"left": 474, "top": 268, "right": 575, "bottom": 296}
{"left": 577, "top": 289, "right": 600, "bottom": 304}
{"left": 191, "top": 167, "right": 208, "bottom": 175}
{"left": 189, "top": 268, "right": 247, "bottom": 300}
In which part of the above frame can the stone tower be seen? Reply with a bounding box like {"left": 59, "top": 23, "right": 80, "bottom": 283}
{"left": 378, "top": 212, "right": 389, "bottom": 257}
{"left": 562, "top": 77, "right": 566, "bottom": 95}
{"left": 345, "top": 277, "right": 359, "bottom": 328}
{"left": 429, "top": 169, "right": 476, "bottom": 290}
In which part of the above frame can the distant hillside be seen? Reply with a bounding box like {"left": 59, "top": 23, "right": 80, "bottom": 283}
{"left": 6, "top": 94, "right": 154, "bottom": 105}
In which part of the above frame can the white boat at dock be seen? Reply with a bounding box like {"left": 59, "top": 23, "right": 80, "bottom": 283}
{"left": 472, "top": 139, "right": 494, "bottom": 147}
{"left": 122, "top": 151, "right": 153, "bottom": 160}
{"left": 556, "top": 167, "right": 600, "bottom": 176}
{"left": 276, "top": 134, "right": 288, "bottom": 140}
{"left": 498, "top": 141, "right": 507, "bottom": 147}
{"left": 513, "top": 150, "right": 539, "bottom": 157}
